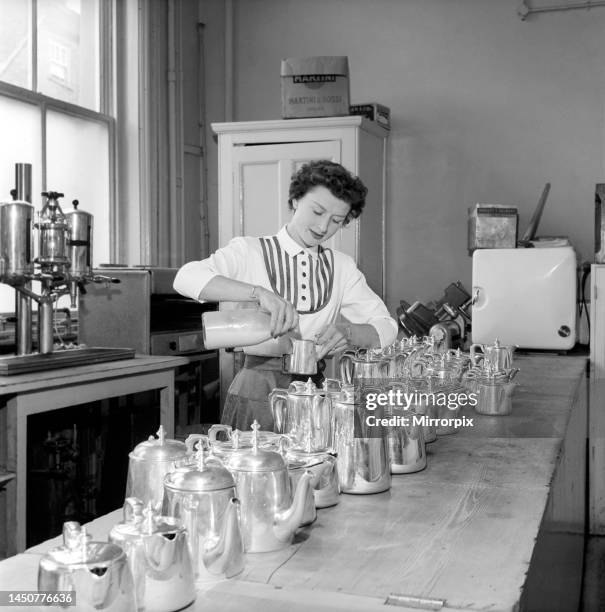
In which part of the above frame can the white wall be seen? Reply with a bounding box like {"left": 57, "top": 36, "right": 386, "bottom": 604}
{"left": 206, "top": 0, "right": 605, "bottom": 313}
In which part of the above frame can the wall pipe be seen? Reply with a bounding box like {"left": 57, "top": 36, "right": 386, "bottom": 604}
{"left": 518, "top": 0, "right": 605, "bottom": 20}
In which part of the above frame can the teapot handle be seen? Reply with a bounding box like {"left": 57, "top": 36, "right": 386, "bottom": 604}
{"left": 268, "top": 388, "right": 289, "bottom": 434}
{"left": 123, "top": 497, "right": 144, "bottom": 524}
{"left": 185, "top": 433, "right": 209, "bottom": 455}
{"left": 208, "top": 424, "right": 232, "bottom": 443}
{"left": 469, "top": 343, "right": 485, "bottom": 366}
{"left": 338, "top": 350, "right": 356, "bottom": 385}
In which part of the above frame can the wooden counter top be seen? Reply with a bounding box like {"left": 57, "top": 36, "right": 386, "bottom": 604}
{"left": 0, "top": 354, "right": 588, "bottom": 612}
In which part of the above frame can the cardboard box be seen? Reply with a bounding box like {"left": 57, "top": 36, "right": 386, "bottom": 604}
{"left": 281, "top": 56, "right": 350, "bottom": 119}
{"left": 349, "top": 103, "right": 391, "bottom": 130}
{"left": 468, "top": 204, "right": 518, "bottom": 254}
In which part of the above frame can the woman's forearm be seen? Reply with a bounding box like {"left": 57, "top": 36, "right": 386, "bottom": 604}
{"left": 347, "top": 323, "right": 380, "bottom": 349}
{"left": 197, "top": 275, "right": 258, "bottom": 302}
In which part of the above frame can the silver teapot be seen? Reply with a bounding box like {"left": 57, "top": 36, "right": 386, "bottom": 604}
{"left": 162, "top": 440, "right": 244, "bottom": 582}
{"left": 223, "top": 421, "right": 314, "bottom": 553}
{"left": 331, "top": 385, "right": 391, "bottom": 494}
{"left": 286, "top": 447, "right": 340, "bottom": 509}
{"left": 269, "top": 379, "right": 332, "bottom": 453}
{"left": 125, "top": 426, "right": 188, "bottom": 511}
{"left": 108, "top": 499, "right": 195, "bottom": 612}
{"left": 38, "top": 522, "right": 136, "bottom": 612}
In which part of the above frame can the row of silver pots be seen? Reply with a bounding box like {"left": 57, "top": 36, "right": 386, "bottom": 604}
{"left": 38, "top": 423, "right": 315, "bottom": 612}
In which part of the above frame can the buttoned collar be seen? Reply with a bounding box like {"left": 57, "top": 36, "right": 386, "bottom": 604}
{"left": 276, "top": 226, "right": 324, "bottom": 259}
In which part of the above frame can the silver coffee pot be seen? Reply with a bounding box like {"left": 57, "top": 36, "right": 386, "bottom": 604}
{"left": 223, "top": 421, "right": 314, "bottom": 553}
{"left": 331, "top": 385, "right": 391, "bottom": 494}
{"left": 475, "top": 368, "right": 517, "bottom": 416}
{"left": 470, "top": 338, "right": 516, "bottom": 371}
{"left": 384, "top": 382, "right": 427, "bottom": 474}
{"left": 38, "top": 522, "right": 136, "bottom": 612}
{"left": 125, "top": 426, "right": 189, "bottom": 511}
{"left": 338, "top": 348, "right": 390, "bottom": 385}
{"left": 108, "top": 499, "right": 195, "bottom": 612}
{"left": 269, "top": 379, "right": 332, "bottom": 453}
{"left": 162, "top": 440, "right": 244, "bottom": 582}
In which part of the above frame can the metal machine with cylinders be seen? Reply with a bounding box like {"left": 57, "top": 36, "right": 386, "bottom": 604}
{"left": 0, "top": 163, "right": 134, "bottom": 375}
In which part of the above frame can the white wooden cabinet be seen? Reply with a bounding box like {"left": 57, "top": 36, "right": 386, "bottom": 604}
{"left": 211, "top": 116, "right": 389, "bottom": 401}
{"left": 211, "top": 116, "right": 388, "bottom": 297}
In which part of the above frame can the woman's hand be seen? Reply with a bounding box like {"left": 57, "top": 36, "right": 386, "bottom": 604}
{"left": 255, "top": 286, "right": 299, "bottom": 338}
{"left": 315, "top": 323, "right": 351, "bottom": 359}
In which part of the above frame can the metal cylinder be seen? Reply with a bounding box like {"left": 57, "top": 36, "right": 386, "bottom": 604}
{"left": 38, "top": 300, "right": 54, "bottom": 354}
{"left": 65, "top": 201, "right": 93, "bottom": 279}
{"left": 0, "top": 201, "right": 34, "bottom": 284}
{"left": 13, "top": 164, "right": 34, "bottom": 355}
{"left": 14, "top": 163, "right": 32, "bottom": 203}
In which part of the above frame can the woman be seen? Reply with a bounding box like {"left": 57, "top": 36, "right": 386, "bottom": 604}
{"left": 174, "top": 160, "right": 397, "bottom": 430}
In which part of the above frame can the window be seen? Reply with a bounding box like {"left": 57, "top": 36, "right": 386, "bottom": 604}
{"left": 0, "top": 0, "right": 114, "bottom": 312}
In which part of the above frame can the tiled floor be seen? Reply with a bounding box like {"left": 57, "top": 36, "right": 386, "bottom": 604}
{"left": 582, "top": 536, "right": 605, "bottom": 611}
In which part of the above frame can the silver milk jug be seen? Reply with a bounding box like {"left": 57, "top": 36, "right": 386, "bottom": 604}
{"left": 162, "top": 440, "right": 244, "bottom": 582}
{"left": 269, "top": 379, "right": 332, "bottom": 452}
{"left": 384, "top": 383, "right": 426, "bottom": 474}
{"left": 224, "top": 421, "right": 314, "bottom": 553}
{"left": 331, "top": 385, "right": 391, "bottom": 494}
{"left": 38, "top": 522, "right": 136, "bottom": 612}
{"left": 125, "top": 426, "right": 188, "bottom": 511}
{"left": 282, "top": 338, "right": 319, "bottom": 375}
{"left": 108, "top": 499, "right": 195, "bottom": 612}
{"left": 470, "top": 338, "right": 516, "bottom": 371}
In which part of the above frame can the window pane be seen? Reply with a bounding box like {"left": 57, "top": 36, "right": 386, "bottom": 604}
{"left": 0, "top": 0, "right": 33, "bottom": 89}
{"left": 47, "top": 109, "right": 110, "bottom": 266}
{"left": 37, "top": 0, "right": 100, "bottom": 111}
{"left": 0, "top": 95, "right": 42, "bottom": 313}
{"left": 0, "top": 95, "right": 42, "bottom": 203}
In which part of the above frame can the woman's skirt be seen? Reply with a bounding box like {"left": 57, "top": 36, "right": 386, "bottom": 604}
{"left": 221, "top": 354, "right": 325, "bottom": 432}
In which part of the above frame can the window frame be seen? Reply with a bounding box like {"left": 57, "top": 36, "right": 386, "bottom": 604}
{"left": 0, "top": 0, "right": 118, "bottom": 262}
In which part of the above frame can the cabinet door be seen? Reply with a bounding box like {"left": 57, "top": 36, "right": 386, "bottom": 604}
{"left": 229, "top": 140, "right": 355, "bottom": 255}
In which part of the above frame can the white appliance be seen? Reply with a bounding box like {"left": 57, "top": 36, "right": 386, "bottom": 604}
{"left": 472, "top": 247, "right": 577, "bottom": 350}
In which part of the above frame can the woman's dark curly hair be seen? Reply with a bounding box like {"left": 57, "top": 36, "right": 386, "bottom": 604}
{"left": 288, "top": 160, "right": 367, "bottom": 224}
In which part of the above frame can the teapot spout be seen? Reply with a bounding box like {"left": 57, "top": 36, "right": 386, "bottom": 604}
{"left": 202, "top": 498, "right": 244, "bottom": 579}
{"left": 274, "top": 470, "right": 314, "bottom": 543}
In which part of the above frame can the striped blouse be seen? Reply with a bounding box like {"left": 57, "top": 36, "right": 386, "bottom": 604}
{"left": 173, "top": 226, "right": 397, "bottom": 356}
{"left": 259, "top": 235, "right": 334, "bottom": 313}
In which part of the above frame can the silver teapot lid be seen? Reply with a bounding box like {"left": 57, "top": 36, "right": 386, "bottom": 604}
{"left": 41, "top": 522, "right": 125, "bottom": 569}
{"left": 287, "top": 378, "right": 320, "bottom": 395}
{"left": 164, "top": 439, "right": 235, "bottom": 492}
{"left": 226, "top": 421, "right": 287, "bottom": 472}
{"left": 206, "top": 424, "right": 280, "bottom": 454}
{"left": 130, "top": 426, "right": 187, "bottom": 461}
{"left": 111, "top": 498, "right": 183, "bottom": 539}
